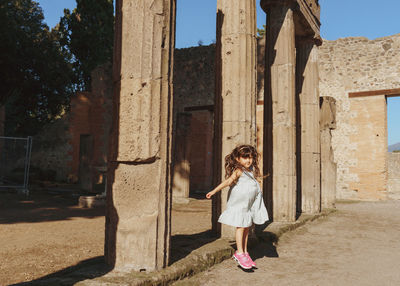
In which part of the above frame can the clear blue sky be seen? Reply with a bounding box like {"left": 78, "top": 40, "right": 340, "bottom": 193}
{"left": 38, "top": 0, "right": 400, "bottom": 145}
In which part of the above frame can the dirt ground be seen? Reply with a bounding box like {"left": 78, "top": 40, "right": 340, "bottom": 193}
{"left": 0, "top": 189, "right": 211, "bottom": 285}
{"left": 173, "top": 200, "right": 400, "bottom": 286}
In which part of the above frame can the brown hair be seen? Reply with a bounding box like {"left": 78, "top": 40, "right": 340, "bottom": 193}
{"left": 224, "top": 144, "right": 262, "bottom": 179}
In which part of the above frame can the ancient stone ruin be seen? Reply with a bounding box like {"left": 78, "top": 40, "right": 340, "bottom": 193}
{"left": 319, "top": 35, "right": 400, "bottom": 200}
{"left": 260, "top": 0, "right": 322, "bottom": 223}
{"left": 105, "top": 0, "right": 327, "bottom": 271}
{"left": 0, "top": 0, "right": 396, "bottom": 275}
{"left": 1, "top": 0, "right": 395, "bottom": 275}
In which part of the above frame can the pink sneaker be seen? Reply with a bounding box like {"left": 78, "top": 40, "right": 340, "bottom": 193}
{"left": 233, "top": 252, "right": 252, "bottom": 269}
{"left": 245, "top": 252, "right": 256, "bottom": 268}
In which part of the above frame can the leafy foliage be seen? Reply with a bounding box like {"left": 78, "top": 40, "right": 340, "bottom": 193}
{"left": 58, "top": 0, "right": 114, "bottom": 90}
{"left": 257, "top": 25, "right": 266, "bottom": 38}
{"left": 0, "top": 0, "right": 74, "bottom": 135}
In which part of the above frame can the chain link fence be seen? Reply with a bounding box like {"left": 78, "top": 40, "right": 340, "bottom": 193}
{"left": 0, "top": 136, "right": 32, "bottom": 194}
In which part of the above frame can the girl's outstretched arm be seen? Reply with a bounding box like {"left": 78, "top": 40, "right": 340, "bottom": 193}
{"left": 206, "top": 169, "right": 242, "bottom": 199}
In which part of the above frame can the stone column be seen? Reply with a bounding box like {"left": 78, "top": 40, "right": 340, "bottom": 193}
{"left": 320, "top": 96, "right": 337, "bottom": 209}
{"left": 262, "top": 0, "right": 296, "bottom": 222}
{"left": 213, "top": 0, "right": 257, "bottom": 238}
{"left": 296, "top": 39, "right": 321, "bottom": 214}
{"left": 105, "top": 0, "right": 175, "bottom": 271}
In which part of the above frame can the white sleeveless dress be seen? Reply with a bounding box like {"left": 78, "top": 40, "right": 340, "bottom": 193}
{"left": 218, "top": 170, "right": 269, "bottom": 227}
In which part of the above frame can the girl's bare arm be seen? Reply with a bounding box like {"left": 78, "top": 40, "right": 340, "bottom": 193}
{"left": 206, "top": 169, "right": 242, "bottom": 199}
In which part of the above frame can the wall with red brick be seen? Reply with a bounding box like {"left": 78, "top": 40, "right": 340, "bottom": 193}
{"left": 27, "top": 64, "right": 113, "bottom": 185}
{"left": 68, "top": 64, "right": 113, "bottom": 188}
{"left": 186, "top": 110, "right": 214, "bottom": 194}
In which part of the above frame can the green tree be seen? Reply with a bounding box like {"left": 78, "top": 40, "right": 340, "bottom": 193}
{"left": 0, "top": 0, "right": 74, "bottom": 135}
{"left": 257, "top": 25, "right": 266, "bottom": 38}
{"left": 58, "top": 0, "right": 114, "bottom": 90}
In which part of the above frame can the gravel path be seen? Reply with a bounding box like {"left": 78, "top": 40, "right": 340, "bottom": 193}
{"left": 174, "top": 200, "right": 400, "bottom": 286}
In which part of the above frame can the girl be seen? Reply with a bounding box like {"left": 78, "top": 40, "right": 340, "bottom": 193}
{"left": 206, "top": 144, "right": 269, "bottom": 269}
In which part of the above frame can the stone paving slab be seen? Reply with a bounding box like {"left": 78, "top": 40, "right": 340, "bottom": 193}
{"left": 18, "top": 208, "right": 335, "bottom": 286}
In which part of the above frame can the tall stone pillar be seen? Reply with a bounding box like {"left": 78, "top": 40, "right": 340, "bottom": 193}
{"left": 262, "top": 1, "right": 296, "bottom": 222}
{"left": 296, "top": 39, "right": 321, "bottom": 214}
{"left": 105, "top": 0, "right": 175, "bottom": 271}
{"left": 320, "top": 96, "right": 337, "bottom": 209}
{"left": 213, "top": 0, "right": 257, "bottom": 238}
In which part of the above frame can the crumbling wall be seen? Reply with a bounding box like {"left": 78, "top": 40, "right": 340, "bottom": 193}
{"left": 30, "top": 117, "right": 72, "bottom": 181}
{"left": 172, "top": 45, "right": 216, "bottom": 195}
{"left": 68, "top": 64, "right": 113, "bottom": 185}
{"left": 319, "top": 34, "right": 400, "bottom": 200}
{"left": 173, "top": 45, "right": 215, "bottom": 114}
{"left": 29, "top": 64, "right": 113, "bottom": 183}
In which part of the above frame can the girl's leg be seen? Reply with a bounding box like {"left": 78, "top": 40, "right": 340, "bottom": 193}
{"left": 243, "top": 227, "right": 250, "bottom": 253}
{"left": 243, "top": 226, "right": 256, "bottom": 267}
{"left": 233, "top": 227, "right": 252, "bottom": 269}
{"left": 235, "top": 227, "right": 245, "bottom": 253}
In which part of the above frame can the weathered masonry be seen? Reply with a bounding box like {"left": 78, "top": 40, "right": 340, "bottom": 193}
{"left": 106, "top": 0, "right": 327, "bottom": 272}
{"left": 260, "top": 0, "right": 322, "bottom": 221}
{"left": 319, "top": 35, "right": 400, "bottom": 200}
{"left": 105, "top": 0, "right": 175, "bottom": 272}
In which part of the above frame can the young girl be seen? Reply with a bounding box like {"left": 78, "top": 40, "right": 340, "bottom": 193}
{"left": 206, "top": 144, "right": 269, "bottom": 269}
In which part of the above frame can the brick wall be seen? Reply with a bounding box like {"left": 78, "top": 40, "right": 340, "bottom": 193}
{"left": 67, "top": 64, "right": 113, "bottom": 187}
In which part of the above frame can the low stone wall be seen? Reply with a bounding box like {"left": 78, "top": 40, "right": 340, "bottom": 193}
{"left": 30, "top": 117, "right": 72, "bottom": 181}
{"left": 388, "top": 152, "right": 400, "bottom": 200}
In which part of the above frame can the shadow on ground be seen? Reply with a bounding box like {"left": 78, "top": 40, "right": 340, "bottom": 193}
{"left": 0, "top": 188, "right": 104, "bottom": 224}
{"left": 170, "top": 229, "right": 218, "bottom": 264}
{"left": 250, "top": 240, "right": 279, "bottom": 260}
{"left": 12, "top": 230, "right": 220, "bottom": 285}
{"left": 11, "top": 256, "right": 111, "bottom": 286}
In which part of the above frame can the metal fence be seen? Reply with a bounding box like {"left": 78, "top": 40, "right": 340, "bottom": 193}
{"left": 0, "top": 136, "right": 33, "bottom": 194}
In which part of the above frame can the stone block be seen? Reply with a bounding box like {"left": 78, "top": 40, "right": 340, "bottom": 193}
{"left": 300, "top": 103, "right": 320, "bottom": 153}
{"left": 117, "top": 78, "right": 162, "bottom": 161}
{"left": 300, "top": 152, "right": 321, "bottom": 213}
{"left": 348, "top": 95, "right": 387, "bottom": 200}
{"left": 119, "top": 0, "right": 163, "bottom": 80}
{"left": 217, "top": 0, "right": 256, "bottom": 36}
{"left": 78, "top": 196, "right": 106, "bottom": 208}
{"left": 106, "top": 162, "right": 164, "bottom": 271}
